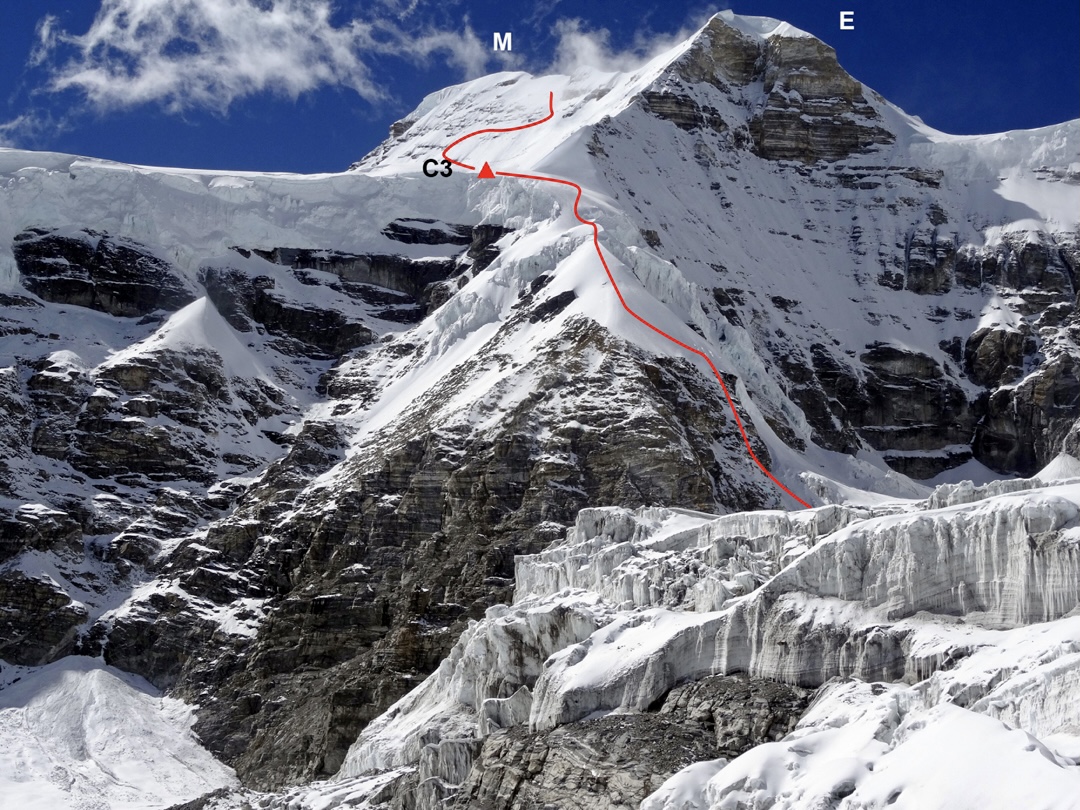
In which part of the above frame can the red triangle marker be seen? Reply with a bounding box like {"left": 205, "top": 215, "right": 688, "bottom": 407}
{"left": 477, "top": 162, "right": 496, "bottom": 179}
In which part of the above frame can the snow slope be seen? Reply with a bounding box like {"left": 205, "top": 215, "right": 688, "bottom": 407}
{"left": 338, "top": 10, "right": 1079, "bottom": 500}
{"left": 644, "top": 696, "right": 1080, "bottom": 810}
{"left": 2, "top": 10, "right": 1075, "bottom": 502}
{"left": 0, "top": 657, "right": 238, "bottom": 809}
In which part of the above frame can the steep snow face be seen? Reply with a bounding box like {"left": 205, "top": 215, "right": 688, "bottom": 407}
{"left": 0, "top": 657, "right": 238, "bottom": 809}
{"left": 644, "top": 685, "right": 1080, "bottom": 810}
{"left": 352, "top": 10, "right": 1079, "bottom": 484}
{"left": 712, "top": 10, "right": 814, "bottom": 40}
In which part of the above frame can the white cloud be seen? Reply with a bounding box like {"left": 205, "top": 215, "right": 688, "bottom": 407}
{"left": 34, "top": 0, "right": 496, "bottom": 113}
{"left": 0, "top": 113, "right": 56, "bottom": 149}
{"left": 0, "top": 119, "right": 23, "bottom": 148}
{"left": 549, "top": 17, "right": 699, "bottom": 76}
{"left": 29, "top": 14, "right": 60, "bottom": 67}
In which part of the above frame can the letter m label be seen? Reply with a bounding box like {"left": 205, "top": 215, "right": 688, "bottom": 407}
{"left": 494, "top": 32, "right": 512, "bottom": 51}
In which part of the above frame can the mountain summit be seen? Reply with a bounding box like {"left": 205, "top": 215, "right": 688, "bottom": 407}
{"left": 0, "top": 11, "right": 1078, "bottom": 809}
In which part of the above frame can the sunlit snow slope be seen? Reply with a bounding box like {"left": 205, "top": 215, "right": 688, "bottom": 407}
{"left": 0, "top": 658, "right": 237, "bottom": 809}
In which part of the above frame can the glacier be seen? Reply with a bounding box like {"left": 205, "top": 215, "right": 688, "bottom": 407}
{"left": 0, "top": 657, "right": 238, "bottom": 809}
{"left": 320, "top": 465, "right": 1080, "bottom": 809}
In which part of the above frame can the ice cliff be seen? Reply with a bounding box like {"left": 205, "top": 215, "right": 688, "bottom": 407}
{"left": 313, "top": 462, "right": 1080, "bottom": 809}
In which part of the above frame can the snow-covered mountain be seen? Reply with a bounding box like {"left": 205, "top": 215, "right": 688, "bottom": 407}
{"left": 0, "top": 10, "right": 1078, "bottom": 809}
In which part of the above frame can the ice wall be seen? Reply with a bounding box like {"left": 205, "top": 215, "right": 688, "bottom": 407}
{"left": 528, "top": 483, "right": 1080, "bottom": 730}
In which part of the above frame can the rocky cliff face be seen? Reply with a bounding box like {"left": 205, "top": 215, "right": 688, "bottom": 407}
{"left": 663, "top": 14, "right": 895, "bottom": 164}
{"left": 14, "top": 227, "right": 197, "bottom": 317}
{"left": 127, "top": 312, "right": 776, "bottom": 787}
{"left": 452, "top": 675, "right": 812, "bottom": 810}
{"left": 1, "top": 9, "right": 1078, "bottom": 809}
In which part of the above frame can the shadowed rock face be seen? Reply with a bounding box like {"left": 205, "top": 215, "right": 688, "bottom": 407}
{"left": 864, "top": 231, "right": 1078, "bottom": 477}
{"left": 965, "top": 326, "right": 1032, "bottom": 387}
{"left": 14, "top": 228, "right": 195, "bottom": 316}
{"left": 201, "top": 266, "right": 378, "bottom": 359}
{"left": 706, "top": 340, "right": 963, "bottom": 477}
{"left": 90, "top": 317, "right": 775, "bottom": 789}
{"left": 0, "top": 571, "right": 89, "bottom": 664}
{"left": 200, "top": 223, "right": 513, "bottom": 358}
{"left": 854, "top": 344, "right": 975, "bottom": 474}
{"left": 676, "top": 16, "right": 764, "bottom": 86}
{"left": 21, "top": 341, "right": 284, "bottom": 487}
{"left": 0, "top": 507, "right": 86, "bottom": 665}
{"left": 976, "top": 352, "right": 1080, "bottom": 475}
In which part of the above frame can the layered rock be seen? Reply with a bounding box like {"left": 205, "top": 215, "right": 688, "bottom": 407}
{"left": 201, "top": 264, "right": 378, "bottom": 358}
{"left": 450, "top": 713, "right": 720, "bottom": 810}
{"left": 14, "top": 227, "right": 196, "bottom": 316}
{"left": 656, "top": 12, "right": 894, "bottom": 164}
{"left": 750, "top": 34, "right": 895, "bottom": 162}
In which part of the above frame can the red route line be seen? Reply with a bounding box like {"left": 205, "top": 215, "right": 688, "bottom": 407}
{"left": 441, "top": 92, "right": 555, "bottom": 171}
{"left": 443, "top": 92, "right": 811, "bottom": 510}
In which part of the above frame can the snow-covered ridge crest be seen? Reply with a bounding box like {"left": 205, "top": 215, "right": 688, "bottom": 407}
{"left": 713, "top": 10, "right": 814, "bottom": 41}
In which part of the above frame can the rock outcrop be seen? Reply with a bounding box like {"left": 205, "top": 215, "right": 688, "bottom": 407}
{"left": 658, "top": 13, "right": 894, "bottom": 164}
{"left": 451, "top": 713, "right": 720, "bottom": 810}
{"left": 14, "top": 228, "right": 196, "bottom": 316}
{"left": 123, "top": 316, "right": 777, "bottom": 788}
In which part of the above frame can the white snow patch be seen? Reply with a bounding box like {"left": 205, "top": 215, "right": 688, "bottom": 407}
{"left": 0, "top": 657, "right": 237, "bottom": 809}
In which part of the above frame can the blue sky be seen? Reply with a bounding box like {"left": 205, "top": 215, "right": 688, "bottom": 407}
{"left": 1, "top": 1, "right": 1077, "bottom": 173}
